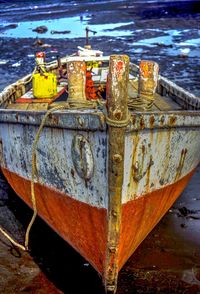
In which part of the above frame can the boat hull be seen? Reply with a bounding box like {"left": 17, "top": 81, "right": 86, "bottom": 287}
{"left": 0, "top": 165, "right": 196, "bottom": 275}
{"left": 1, "top": 167, "right": 107, "bottom": 274}
{"left": 1, "top": 53, "right": 200, "bottom": 293}
{"left": 119, "top": 167, "right": 195, "bottom": 270}
{"left": 0, "top": 109, "right": 200, "bottom": 291}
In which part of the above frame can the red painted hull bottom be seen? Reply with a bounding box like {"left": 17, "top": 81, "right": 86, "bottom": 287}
{"left": 2, "top": 167, "right": 107, "bottom": 274}
{"left": 2, "top": 167, "right": 195, "bottom": 278}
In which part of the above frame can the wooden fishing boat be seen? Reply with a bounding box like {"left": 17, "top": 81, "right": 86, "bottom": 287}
{"left": 0, "top": 48, "right": 200, "bottom": 293}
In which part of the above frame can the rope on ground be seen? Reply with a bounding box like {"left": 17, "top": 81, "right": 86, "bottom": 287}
{"left": 0, "top": 226, "right": 26, "bottom": 251}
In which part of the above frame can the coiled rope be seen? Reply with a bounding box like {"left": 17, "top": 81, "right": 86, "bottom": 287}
{"left": 106, "top": 113, "right": 131, "bottom": 128}
{"left": 128, "top": 96, "right": 154, "bottom": 111}
{"left": 127, "top": 79, "right": 155, "bottom": 111}
{"left": 67, "top": 98, "right": 97, "bottom": 109}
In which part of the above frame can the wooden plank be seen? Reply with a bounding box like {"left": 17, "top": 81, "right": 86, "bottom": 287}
{"left": 7, "top": 102, "right": 49, "bottom": 111}
{"left": 154, "top": 93, "right": 182, "bottom": 111}
{"left": 162, "top": 94, "right": 182, "bottom": 110}
{"left": 16, "top": 86, "right": 66, "bottom": 104}
{"left": 149, "top": 103, "right": 160, "bottom": 111}
{"left": 7, "top": 103, "right": 29, "bottom": 110}
{"left": 128, "top": 79, "right": 138, "bottom": 99}
{"left": 105, "top": 55, "right": 129, "bottom": 293}
{"left": 27, "top": 103, "right": 49, "bottom": 111}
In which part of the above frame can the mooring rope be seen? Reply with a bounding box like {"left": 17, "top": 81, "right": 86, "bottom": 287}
{"left": 105, "top": 113, "right": 131, "bottom": 128}
{"left": 128, "top": 97, "right": 154, "bottom": 111}
{"left": 0, "top": 97, "right": 102, "bottom": 251}
{"left": 0, "top": 226, "right": 26, "bottom": 251}
{"left": 127, "top": 79, "right": 155, "bottom": 111}
{"left": 25, "top": 104, "right": 69, "bottom": 249}
{"left": 0, "top": 104, "right": 68, "bottom": 251}
{"left": 67, "top": 98, "right": 97, "bottom": 109}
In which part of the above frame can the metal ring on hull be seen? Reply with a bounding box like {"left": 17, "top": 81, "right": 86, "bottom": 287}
{"left": 71, "top": 134, "right": 94, "bottom": 180}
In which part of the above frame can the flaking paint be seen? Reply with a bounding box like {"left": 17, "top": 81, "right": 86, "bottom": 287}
{"left": 0, "top": 123, "right": 108, "bottom": 208}
{"left": 122, "top": 125, "right": 200, "bottom": 203}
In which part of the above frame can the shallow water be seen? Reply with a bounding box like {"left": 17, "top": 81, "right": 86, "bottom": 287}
{"left": 0, "top": 17, "right": 134, "bottom": 39}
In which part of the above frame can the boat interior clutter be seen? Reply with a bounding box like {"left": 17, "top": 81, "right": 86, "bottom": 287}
{"left": 1, "top": 48, "right": 199, "bottom": 113}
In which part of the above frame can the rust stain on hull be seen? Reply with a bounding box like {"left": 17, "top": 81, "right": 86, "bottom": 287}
{"left": 118, "top": 167, "right": 196, "bottom": 271}
{"left": 1, "top": 165, "right": 196, "bottom": 283}
{"left": 175, "top": 148, "right": 188, "bottom": 181}
{"left": 1, "top": 167, "right": 107, "bottom": 275}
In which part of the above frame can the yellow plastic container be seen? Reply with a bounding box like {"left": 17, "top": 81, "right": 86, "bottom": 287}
{"left": 32, "top": 72, "right": 57, "bottom": 99}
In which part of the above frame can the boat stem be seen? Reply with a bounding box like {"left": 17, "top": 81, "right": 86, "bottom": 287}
{"left": 105, "top": 55, "right": 129, "bottom": 293}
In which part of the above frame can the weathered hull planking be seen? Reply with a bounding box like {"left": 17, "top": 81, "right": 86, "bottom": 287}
{"left": 0, "top": 110, "right": 199, "bottom": 279}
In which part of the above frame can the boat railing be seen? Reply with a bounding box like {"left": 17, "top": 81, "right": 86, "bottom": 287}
{"left": 0, "top": 73, "right": 32, "bottom": 108}
{"left": 158, "top": 76, "right": 200, "bottom": 110}
{"left": 129, "top": 62, "right": 200, "bottom": 110}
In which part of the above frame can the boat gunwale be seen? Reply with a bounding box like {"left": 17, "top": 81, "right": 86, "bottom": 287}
{"left": 0, "top": 109, "right": 200, "bottom": 131}
{"left": 0, "top": 109, "right": 107, "bottom": 131}
{"left": 130, "top": 63, "right": 200, "bottom": 110}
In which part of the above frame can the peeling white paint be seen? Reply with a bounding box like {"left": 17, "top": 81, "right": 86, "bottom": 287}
{"left": 122, "top": 125, "right": 200, "bottom": 203}
{"left": 0, "top": 124, "right": 108, "bottom": 209}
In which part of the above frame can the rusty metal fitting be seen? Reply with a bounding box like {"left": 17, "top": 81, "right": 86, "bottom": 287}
{"left": 109, "top": 246, "right": 117, "bottom": 253}
{"left": 113, "top": 109, "right": 123, "bottom": 120}
{"left": 112, "top": 210, "right": 117, "bottom": 217}
{"left": 112, "top": 154, "right": 122, "bottom": 163}
{"left": 106, "top": 285, "right": 117, "bottom": 293}
{"left": 77, "top": 116, "right": 85, "bottom": 127}
{"left": 71, "top": 134, "right": 94, "bottom": 180}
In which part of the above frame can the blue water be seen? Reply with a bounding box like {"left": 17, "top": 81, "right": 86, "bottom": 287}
{"left": 0, "top": 16, "right": 133, "bottom": 39}
{"left": 130, "top": 29, "right": 200, "bottom": 57}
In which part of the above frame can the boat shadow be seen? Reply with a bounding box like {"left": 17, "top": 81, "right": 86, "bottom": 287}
{"left": 30, "top": 217, "right": 105, "bottom": 294}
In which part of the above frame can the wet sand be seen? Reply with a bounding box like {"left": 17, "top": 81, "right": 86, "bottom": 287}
{"left": 0, "top": 0, "right": 200, "bottom": 293}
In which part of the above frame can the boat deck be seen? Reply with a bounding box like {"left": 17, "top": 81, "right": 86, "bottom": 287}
{"left": 1, "top": 59, "right": 199, "bottom": 112}
{"left": 5, "top": 79, "right": 182, "bottom": 112}
{"left": 128, "top": 80, "right": 182, "bottom": 111}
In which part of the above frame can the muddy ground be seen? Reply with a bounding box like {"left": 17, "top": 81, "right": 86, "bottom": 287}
{"left": 0, "top": 0, "right": 200, "bottom": 293}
